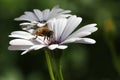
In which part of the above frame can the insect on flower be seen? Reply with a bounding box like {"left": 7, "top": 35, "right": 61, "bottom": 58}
{"left": 34, "top": 25, "right": 54, "bottom": 40}
{"left": 8, "top": 16, "right": 98, "bottom": 55}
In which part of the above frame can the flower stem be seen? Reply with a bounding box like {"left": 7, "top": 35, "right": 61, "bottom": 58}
{"left": 53, "top": 57, "right": 64, "bottom": 80}
{"left": 59, "top": 65, "right": 64, "bottom": 80}
{"left": 52, "top": 50, "right": 64, "bottom": 80}
{"left": 45, "top": 50, "right": 55, "bottom": 80}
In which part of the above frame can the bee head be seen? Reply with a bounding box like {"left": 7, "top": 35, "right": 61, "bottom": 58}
{"left": 47, "top": 31, "right": 54, "bottom": 37}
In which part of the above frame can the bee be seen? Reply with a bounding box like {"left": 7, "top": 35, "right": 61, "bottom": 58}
{"left": 34, "top": 25, "right": 54, "bottom": 40}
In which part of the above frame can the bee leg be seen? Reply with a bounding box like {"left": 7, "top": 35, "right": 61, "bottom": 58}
{"left": 47, "top": 36, "right": 49, "bottom": 40}
{"left": 49, "top": 35, "right": 52, "bottom": 41}
{"left": 44, "top": 36, "right": 46, "bottom": 41}
{"left": 30, "top": 35, "right": 37, "bottom": 40}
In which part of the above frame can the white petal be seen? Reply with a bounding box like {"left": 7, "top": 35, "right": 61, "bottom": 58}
{"left": 8, "top": 45, "right": 31, "bottom": 50}
{"left": 48, "top": 44, "right": 58, "bottom": 50}
{"left": 20, "top": 22, "right": 33, "bottom": 26}
{"left": 75, "top": 38, "right": 96, "bottom": 44}
{"left": 21, "top": 26, "right": 33, "bottom": 30}
{"left": 24, "top": 11, "right": 39, "bottom": 21}
{"left": 9, "top": 45, "right": 46, "bottom": 55}
{"left": 42, "top": 9, "right": 50, "bottom": 20}
{"left": 51, "top": 18, "right": 67, "bottom": 41}
{"left": 10, "top": 31, "right": 32, "bottom": 35}
{"left": 59, "top": 10, "right": 71, "bottom": 14}
{"left": 15, "top": 15, "right": 36, "bottom": 22}
{"left": 47, "top": 18, "right": 56, "bottom": 31}
{"left": 9, "top": 35, "right": 29, "bottom": 40}
{"left": 37, "top": 23, "right": 46, "bottom": 27}
{"left": 55, "top": 10, "right": 72, "bottom": 18}
{"left": 9, "top": 31, "right": 34, "bottom": 39}
{"left": 66, "top": 24, "right": 98, "bottom": 41}
{"left": 33, "top": 45, "right": 46, "bottom": 50}
{"left": 60, "top": 16, "right": 82, "bottom": 41}
{"left": 21, "top": 46, "right": 36, "bottom": 55}
{"left": 57, "top": 45, "right": 68, "bottom": 49}
{"left": 20, "top": 22, "right": 36, "bottom": 28}
{"left": 21, "top": 45, "right": 45, "bottom": 55}
{"left": 61, "top": 38, "right": 81, "bottom": 44}
{"left": 33, "top": 9, "right": 43, "bottom": 21}
{"left": 67, "top": 31, "right": 91, "bottom": 39}
{"left": 76, "top": 24, "right": 98, "bottom": 33}
{"left": 48, "top": 6, "right": 60, "bottom": 19}
{"left": 27, "top": 29, "right": 35, "bottom": 34}
{"left": 48, "top": 5, "right": 71, "bottom": 20}
{"left": 9, "top": 39, "right": 35, "bottom": 45}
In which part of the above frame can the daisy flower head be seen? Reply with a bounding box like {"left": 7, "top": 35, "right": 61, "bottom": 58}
{"left": 8, "top": 15, "right": 98, "bottom": 55}
{"left": 15, "top": 5, "right": 71, "bottom": 30}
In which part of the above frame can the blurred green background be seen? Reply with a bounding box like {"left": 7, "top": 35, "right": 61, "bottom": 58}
{"left": 0, "top": 0, "right": 120, "bottom": 80}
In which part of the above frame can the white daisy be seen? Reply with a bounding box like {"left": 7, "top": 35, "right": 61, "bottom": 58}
{"left": 15, "top": 5, "right": 71, "bottom": 30}
{"left": 8, "top": 16, "right": 98, "bottom": 55}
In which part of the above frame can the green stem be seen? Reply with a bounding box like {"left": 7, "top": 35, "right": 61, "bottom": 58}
{"left": 45, "top": 50, "right": 55, "bottom": 80}
{"left": 52, "top": 51, "right": 64, "bottom": 80}
{"left": 59, "top": 65, "right": 64, "bottom": 80}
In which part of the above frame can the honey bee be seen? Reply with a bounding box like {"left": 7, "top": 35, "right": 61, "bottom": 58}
{"left": 34, "top": 25, "right": 54, "bottom": 40}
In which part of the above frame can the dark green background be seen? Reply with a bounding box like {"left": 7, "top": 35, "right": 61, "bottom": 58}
{"left": 0, "top": 0, "right": 120, "bottom": 80}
